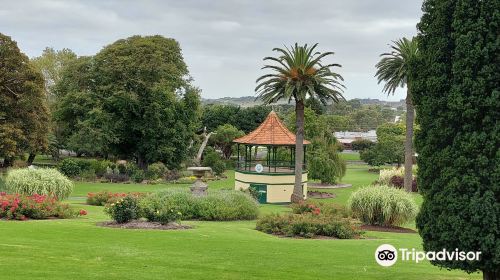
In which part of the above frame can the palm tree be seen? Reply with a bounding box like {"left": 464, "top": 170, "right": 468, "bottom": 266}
{"left": 256, "top": 43, "right": 345, "bottom": 202}
{"left": 375, "top": 37, "right": 419, "bottom": 192}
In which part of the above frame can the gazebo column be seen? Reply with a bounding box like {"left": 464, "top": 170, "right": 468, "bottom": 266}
{"left": 303, "top": 145, "right": 307, "bottom": 169}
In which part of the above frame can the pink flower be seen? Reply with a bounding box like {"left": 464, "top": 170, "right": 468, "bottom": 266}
{"left": 79, "top": 209, "right": 88, "bottom": 216}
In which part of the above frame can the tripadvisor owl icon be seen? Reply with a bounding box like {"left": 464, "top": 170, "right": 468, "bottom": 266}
{"left": 375, "top": 244, "right": 397, "bottom": 267}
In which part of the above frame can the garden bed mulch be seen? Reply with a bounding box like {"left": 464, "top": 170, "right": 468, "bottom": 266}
{"left": 97, "top": 220, "right": 192, "bottom": 230}
{"left": 307, "top": 191, "right": 336, "bottom": 199}
{"left": 268, "top": 233, "right": 366, "bottom": 240}
{"left": 360, "top": 224, "right": 416, "bottom": 233}
{"left": 308, "top": 183, "right": 352, "bottom": 189}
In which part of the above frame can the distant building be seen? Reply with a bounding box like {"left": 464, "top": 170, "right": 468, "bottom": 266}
{"left": 335, "top": 130, "right": 377, "bottom": 150}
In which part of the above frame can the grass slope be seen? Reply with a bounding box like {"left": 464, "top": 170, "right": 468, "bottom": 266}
{"left": 0, "top": 166, "right": 480, "bottom": 279}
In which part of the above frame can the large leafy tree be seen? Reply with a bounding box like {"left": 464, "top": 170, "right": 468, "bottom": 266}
{"left": 94, "top": 36, "right": 201, "bottom": 169}
{"left": 31, "top": 47, "right": 77, "bottom": 102}
{"left": 375, "top": 37, "right": 419, "bottom": 192}
{"left": 31, "top": 47, "right": 77, "bottom": 161}
{"left": 360, "top": 123, "right": 405, "bottom": 167}
{"left": 0, "top": 33, "right": 49, "bottom": 166}
{"left": 413, "top": 0, "right": 499, "bottom": 279}
{"left": 210, "top": 124, "right": 244, "bottom": 159}
{"left": 256, "top": 43, "right": 345, "bottom": 202}
{"left": 54, "top": 36, "right": 201, "bottom": 168}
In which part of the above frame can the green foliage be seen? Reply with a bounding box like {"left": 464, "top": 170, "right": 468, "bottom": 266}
{"left": 413, "top": 0, "right": 499, "bottom": 275}
{"left": 196, "top": 191, "right": 259, "bottom": 221}
{"left": 53, "top": 35, "right": 201, "bottom": 168}
{"left": 351, "top": 139, "right": 375, "bottom": 151}
{"left": 256, "top": 213, "right": 360, "bottom": 239}
{"left": 86, "top": 191, "right": 146, "bottom": 206}
{"left": 375, "top": 37, "right": 419, "bottom": 94}
{"left": 104, "top": 195, "right": 140, "bottom": 223}
{"left": 130, "top": 169, "right": 145, "bottom": 183}
{"left": 201, "top": 104, "right": 272, "bottom": 133}
{"left": 211, "top": 124, "right": 244, "bottom": 159}
{"left": 0, "top": 33, "right": 49, "bottom": 164}
{"left": 58, "top": 158, "right": 81, "bottom": 177}
{"left": 347, "top": 185, "right": 418, "bottom": 227}
{"left": 308, "top": 148, "right": 346, "bottom": 184}
{"left": 202, "top": 147, "right": 226, "bottom": 176}
{"left": 360, "top": 123, "right": 405, "bottom": 166}
{"left": 327, "top": 100, "right": 395, "bottom": 132}
{"left": 146, "top": 162, "right": 167, "bottom": 180}
{"left": 31, "top": 47, "right": 77, "bottom": 101}
{"left": 5, "top": 168, "right": 74, "bottom": 200}
{"left": 141, "top": 188, "right": 258, "bottom": 221}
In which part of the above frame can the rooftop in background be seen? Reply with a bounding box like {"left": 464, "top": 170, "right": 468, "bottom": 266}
{"left": 335, "top": 130, "right": 377, "bottom": 144}
{"left": 233, "top": 111, "right": 310, "bottom": 146}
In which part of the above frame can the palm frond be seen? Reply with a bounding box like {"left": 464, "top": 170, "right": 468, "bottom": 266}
{"left": 256, "top": 43, "right": 345, "bottom": 106}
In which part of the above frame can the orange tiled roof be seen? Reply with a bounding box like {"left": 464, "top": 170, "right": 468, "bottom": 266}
{"left": 233, "top": 111, "right": 310, "bottom": 145}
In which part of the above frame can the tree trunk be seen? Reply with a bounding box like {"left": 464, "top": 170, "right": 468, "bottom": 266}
{"left": 483, "top": 270, "right": 499, "bottom": 280}
{"left": 137, "top": 154, "right": 148, "bottom": 170}
{"left": 195, "top": 131, "right": 214, "bottom": 166}
{"left": 291, "top": 100, "right": 305, "bottom": 203}
{"left": 404, "top": 90, "right": 415, "bottom": 192}
{"left": 2, "top": 157, "right": 14, "bottom": 167}
{"left": 27, "top": 153, "right": 36, "bottom": 165}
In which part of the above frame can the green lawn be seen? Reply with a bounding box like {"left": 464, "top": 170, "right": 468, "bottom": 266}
{"left": 339, "top": 152, "right": 361, "bottom": 161}
{"left": 0, "top": 166, "right": 480, "bottom": 279}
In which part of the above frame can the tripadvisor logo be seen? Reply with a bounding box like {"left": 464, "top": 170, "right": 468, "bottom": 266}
{"left": 375, "top": 244, "right": 481, "bottom": 267}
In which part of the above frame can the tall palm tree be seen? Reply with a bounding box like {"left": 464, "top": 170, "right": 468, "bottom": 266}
{"left": 256, "top": 43, "right": 345, "bottom": 202}
{"left": 375, "top": 37, "right": 419, "bottom": 192}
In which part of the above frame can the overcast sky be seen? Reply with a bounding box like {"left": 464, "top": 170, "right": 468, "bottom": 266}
{"left": 0, "top": 0, "right": 422, "bottom": 101}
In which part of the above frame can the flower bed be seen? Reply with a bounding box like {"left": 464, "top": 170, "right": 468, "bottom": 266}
{"left": 0, "top": 192, "right": 86, "bottom": 220}
{"left": 257, "top": 202, "right": 362, "bottom": 239}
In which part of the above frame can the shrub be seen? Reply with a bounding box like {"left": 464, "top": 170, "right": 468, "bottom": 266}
{"left": 164, "top": 169, "right": 181, "bottom": 181}
{"left": 256, "top": 213, "right": 360, "bottom": 239}
{"left": 176, "top": 176, "right": 196, "bottom": 184}
{"left": 139, "top": 194, "right": 183, "bottom": 224}
{"left": 130, "top": 169, "right": 145, "bottom": 183}
{"left": 87, "top": 191, "right": 145, "bottom": 206}
{"left": 351, "top": 139, "right": 375, "bottom": 151}
{"left": 146, "top": 162, "right": 167, "bottom": 180}
{"left": 378, "top": 167, "right": 417, "bottom": 185}
{"left": 140, "top": 188, "right": 258, "bottom": 221}
{"left": 196, "top": 191, "right": 258, "bottom": 221}
{"left": 0, "top": 193, "right": 82, "bottom": 220}
{"left": 103, "top": 172, "right": 129, "bottom": 183}
{"left": 104, "top": 195, "right": 140, "bottom": 223}
{"left": 89, "top": 159, "right": 112, "bottom": 177}
{"left": 378, "top": 167, "right": 404, "bottom": 185}
{"left": 291, "top": 202, "right": 321, "bottom": 215}
{"left": 389, "top": 176, "right": 418, "bottom": 192}
{"left": 80, "top": 169, "right": 97, "bottom": 181}
{"left": 347, "top": 185, "right": 418, "bottom": 227}
{"left": 58, "top": 158, "right": 81, "bottom": 177}
{"left": 202, "top": 148, "right": 226, "bottom": 176}
{"left": 5, "top": 168, "right": 73, "bottom": 200}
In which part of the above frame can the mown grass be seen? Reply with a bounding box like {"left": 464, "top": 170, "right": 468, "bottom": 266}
{"left": 0, "top": 166, "right": 481, "bottom": 280}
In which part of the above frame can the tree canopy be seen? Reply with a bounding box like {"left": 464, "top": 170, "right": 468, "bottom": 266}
{"left": 53, "top": 35, "right": 201, "bottom": 169}
{"left": 413, "top": 0, "right": 499, "bottom": 278}
{"left": 0, "top": 33, "right": 50, "bottom": 166}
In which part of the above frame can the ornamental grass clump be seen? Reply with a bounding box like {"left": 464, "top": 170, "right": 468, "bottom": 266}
{"left": 5, "top": 168, "right": 73, "bottom": 200}
{"left": 347, "top": 185, "right": 418, "bottom": 227}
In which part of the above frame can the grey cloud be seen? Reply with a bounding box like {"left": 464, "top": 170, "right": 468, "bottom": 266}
{"left": 0, "top": 0, "right": 422, "bottom": 100}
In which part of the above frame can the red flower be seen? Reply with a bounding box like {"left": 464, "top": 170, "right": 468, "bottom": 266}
{"left": 79, "top": 209, "right": 88, "bottom": 216}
